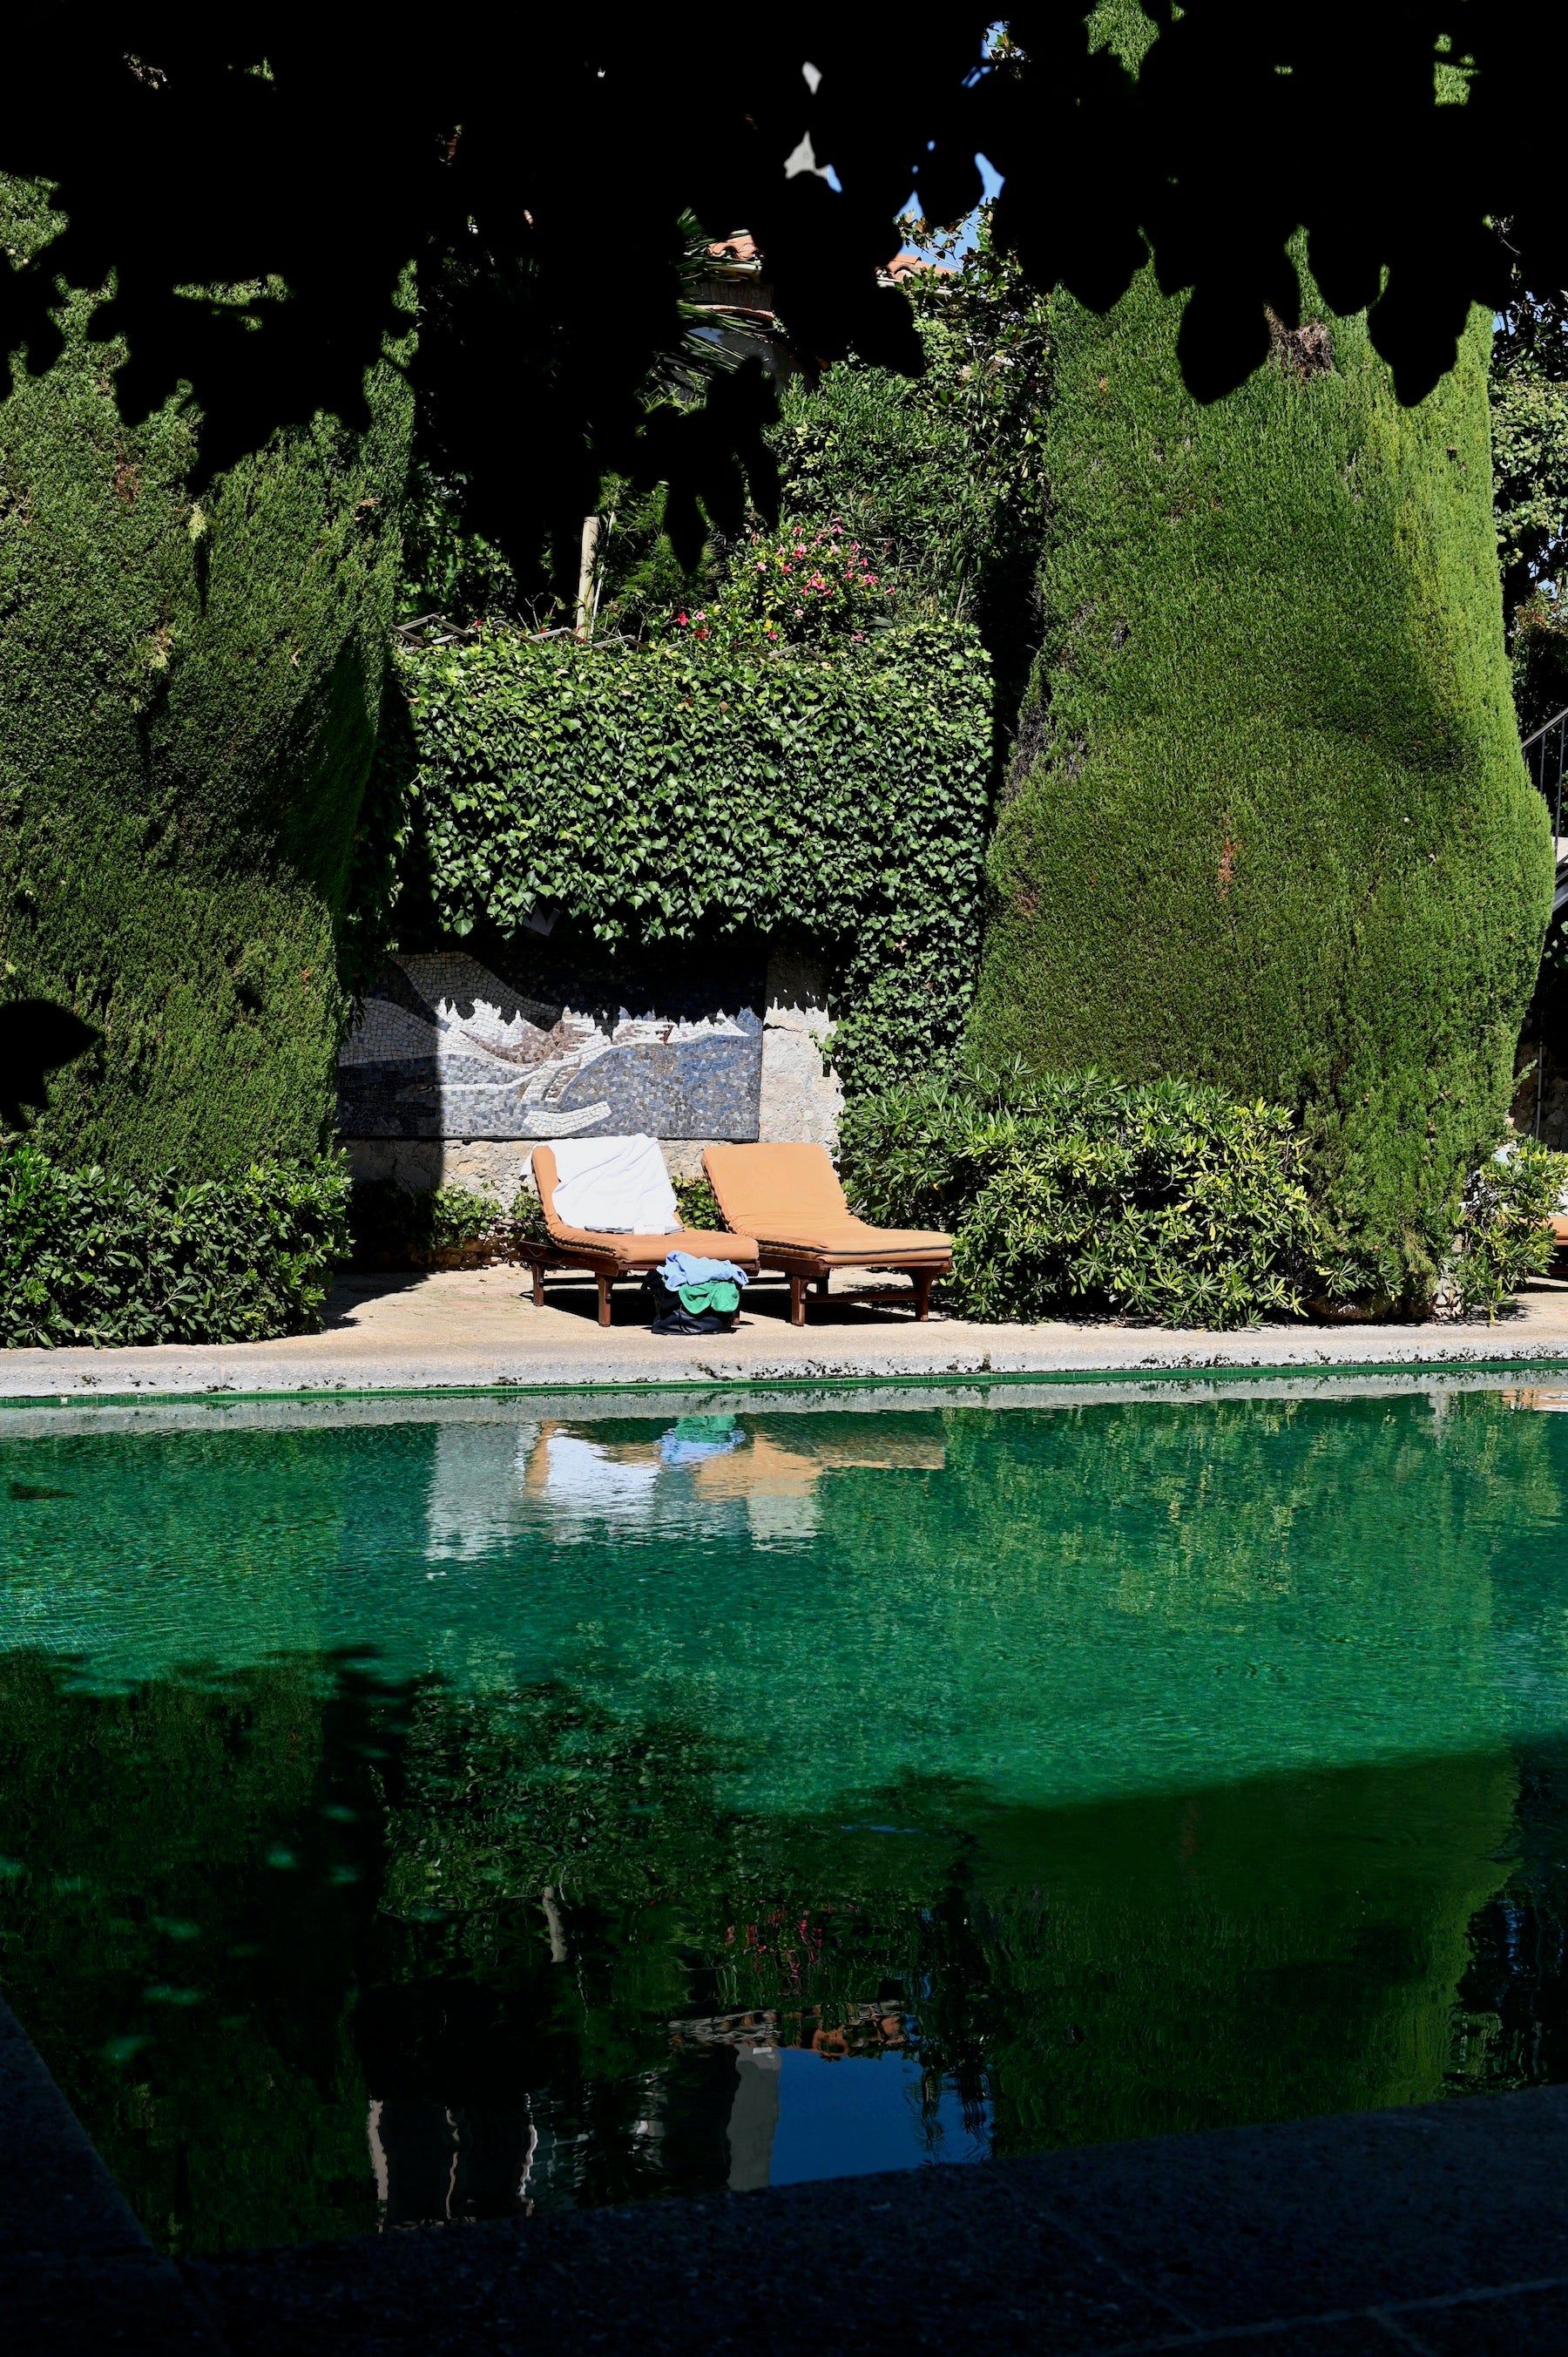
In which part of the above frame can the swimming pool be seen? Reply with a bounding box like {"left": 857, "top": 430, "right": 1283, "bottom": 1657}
{"left": 3, "top": 1373, "right": 1568, "bottom": 2254}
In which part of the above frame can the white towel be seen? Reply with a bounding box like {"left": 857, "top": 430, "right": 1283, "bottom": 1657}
{"left": 549, "top": 1134, "right": 680, "bottom": 1234}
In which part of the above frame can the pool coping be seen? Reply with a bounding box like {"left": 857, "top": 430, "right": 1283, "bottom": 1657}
{"left": 7, "top": 1346, "right": 1568, "bottom": 1406}
{"left": 7, "top": 1351, "right": 1568, "bottom": 1432}
{"left": 8, "top": 1971, "right": 1568, "bottom": 2352}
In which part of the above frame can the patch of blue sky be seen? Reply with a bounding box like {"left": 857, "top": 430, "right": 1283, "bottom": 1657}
{"left": 901, "top": 153, "right": 1004, "bottom": 263}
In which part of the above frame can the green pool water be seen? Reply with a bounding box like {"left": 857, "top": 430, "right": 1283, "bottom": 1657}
{"left": 5, "top": 1375, "right": 1568, "bottom": 2254}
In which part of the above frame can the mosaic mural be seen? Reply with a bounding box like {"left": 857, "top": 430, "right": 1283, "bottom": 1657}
{"left": 339, "top": 948, "right": 764, "bottom": 1141}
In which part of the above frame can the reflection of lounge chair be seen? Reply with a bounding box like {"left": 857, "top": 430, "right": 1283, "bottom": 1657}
{"left": 703, "top": 1144, "right": 952, "bottom": 1326}
{"left": 531, "top": 1145, "right": 759, "bottom": 1327}
{"left": 691, "top": 1430, "right": 946, "bottom": 1498}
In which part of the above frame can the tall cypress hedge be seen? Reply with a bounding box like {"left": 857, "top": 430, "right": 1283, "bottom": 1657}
{"left": 970, "top": 268, "right": 1552, "bottom": 1305}
{"left": 0, "top": 182, "right": 412, "bottom": 1179}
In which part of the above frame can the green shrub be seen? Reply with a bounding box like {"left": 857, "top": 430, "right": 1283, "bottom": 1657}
{"left": 348, "top": 1180, "right": 514, "bottom": 1266}
{"left": 0, "top": 1140, "right": 349, "bottom": 1346}
{"left": 0, "top": 177, "right": 414, "bottom": 1181}
{"left": 838, "top": 1068, "right": 1321, "bottom": 1329}
{"left": 1441, "top": 1135, "right": 1568, "bottom": 1321}
{"left": 970, "top": 261, "right": 1551, "bottom": 1314}
{"left": 398, "top": 620, "right": 991, "bottom": 1102}
{"left": 672, "top": 1175, "right": 723, "bottom": 1232}
{"left": 510, "top": 1188, "right": 548, "bottom": 1246}
{"left": 428, "top": 1183, "right": 507, "bottom": 1250}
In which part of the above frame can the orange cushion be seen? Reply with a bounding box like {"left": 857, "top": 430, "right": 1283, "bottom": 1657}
{"left": 704, "top": 1144, "right": 950, "bottom": 1263}
{"left": 548, "top": 1224, "right": 760, "bottom": 1270}
{"left": 747, "top": 1224, "right": 951, "bottom": 1262}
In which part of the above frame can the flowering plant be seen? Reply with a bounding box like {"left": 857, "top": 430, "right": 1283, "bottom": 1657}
{"left": 672, "top": 518, "right": 896, "bottom": 651}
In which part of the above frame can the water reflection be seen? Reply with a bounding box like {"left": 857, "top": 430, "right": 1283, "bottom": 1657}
{"left": 0, "top": 1648, "right": 1549, "bottom": 2255}
{"left": 6, "top": 1385, "right": 1568, "bottom": 2251}
{"left": 427, "top": 1412, "right": 947, "bottom": 1554}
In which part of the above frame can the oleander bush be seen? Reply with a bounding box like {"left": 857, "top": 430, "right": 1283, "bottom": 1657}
{"left": 840, "top": 1067, "right": 1567, "bottom": 1329}
{"left": 1440, "top": 1135, "right": 1568, "bottom": 1321}
{"left": 0, "top": 1139, "right": 350, "bottom": 1346}
{"left": 839, "top": 1068, "right": 1322, "bottom": 1330}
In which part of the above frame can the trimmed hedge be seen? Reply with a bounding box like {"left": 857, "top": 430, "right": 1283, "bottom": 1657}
{"left": 839, "top": 1068, "right": 1321, "bottom": 1329}
{"left": 0, "top": 1140, "right": 349, "bottom": 1346}
{"left": 0, "top": 177, "right": 413, "bottom": 1181}
{"left": 970, "top": 265, "right": 1552, "bottom": 1312}
{"left": 397, "top": 620, "right": 992, "bottom": 1101}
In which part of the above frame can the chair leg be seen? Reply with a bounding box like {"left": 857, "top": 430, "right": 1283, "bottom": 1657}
{"left": 531, "top": 1260, "right": 545, "bottom": 1309}
{"left": 789, "top": 1274, "right": 806, "bottom": 1327}
{"left": 914, "top": 1269, "right": 935, "bottom": 1321}
{"left": 814, "top": 1273, "right": 831, "bottom": 1298}
{"left": 597, "top": 1271, "right": 613, "bottom": 1328}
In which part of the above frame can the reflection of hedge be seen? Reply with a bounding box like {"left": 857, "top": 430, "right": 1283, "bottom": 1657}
{"left": 972, "top": 268, "right": 1551, "bottom": 1311}
{"left": 398, "top": 621, "right": 992, "bottom": 1101}
{"left": 0, "top": 179, "right": 412, "bottom": 1180}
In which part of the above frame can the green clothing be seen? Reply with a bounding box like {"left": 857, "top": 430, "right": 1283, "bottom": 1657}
{"left": 676, "top": 1280, "right": 740, "bottom": 1317}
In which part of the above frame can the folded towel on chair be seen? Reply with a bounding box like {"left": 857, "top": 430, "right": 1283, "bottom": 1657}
{"left": 550, "top": 1134, "right": 680, "bottom": 1234}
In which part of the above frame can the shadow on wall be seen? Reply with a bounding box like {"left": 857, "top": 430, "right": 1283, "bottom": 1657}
{"left": 0, "top": 999, "right": 98, "bottom": 1134}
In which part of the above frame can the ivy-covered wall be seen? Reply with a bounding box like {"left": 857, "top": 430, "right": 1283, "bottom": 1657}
{"left": 0, "top": 180, "right": 413, "bottom": 1180}
{"left": 396, "top": 621, "right": 992, "bottom": 1105}
{"left": 971, "top": 269, "right": 1551, "bottom": 1307}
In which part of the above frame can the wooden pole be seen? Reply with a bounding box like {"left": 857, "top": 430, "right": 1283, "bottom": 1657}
{"left": 574, "top": 513, "right": 600, "bottom": 642}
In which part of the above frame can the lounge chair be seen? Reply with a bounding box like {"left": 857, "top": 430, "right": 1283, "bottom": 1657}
{"left": 531, "top": 1141, "right": 759, "bottom": 1326}
{"left": 703, "top": 1142, "right": 952, "bottom": 1326}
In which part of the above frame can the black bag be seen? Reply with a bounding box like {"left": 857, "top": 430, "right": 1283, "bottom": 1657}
{"left": 642, "top": 1273, "right": 739, "bottom": 1336}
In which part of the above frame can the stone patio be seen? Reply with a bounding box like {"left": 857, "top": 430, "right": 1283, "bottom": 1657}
{"left": 5, "top": 1264, "right": 1568, "bottom": 1401}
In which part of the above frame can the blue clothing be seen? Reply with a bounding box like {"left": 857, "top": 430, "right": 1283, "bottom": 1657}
{"left": 661, "top": 1250, "right": 750, "bottom": 1289}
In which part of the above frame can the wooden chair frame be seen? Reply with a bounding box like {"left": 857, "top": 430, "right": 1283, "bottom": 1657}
{"left": 771, "top": 1253, "right": 946, "bottom": 1328}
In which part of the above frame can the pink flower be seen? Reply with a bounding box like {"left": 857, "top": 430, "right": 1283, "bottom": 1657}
{"left": 693, "top": 610, "right": 706, "bottom": 621}
{"left": 794, "top": 606, "right": 804, "bottom": 618}
{"left": 794, "top": 542, "right": 806, "bottom": 556}
{"left": 781, "top": 560, "right": 791, "bottom": 572}
{"left": 676, "top": 611, "right": 688, "bottom": 626}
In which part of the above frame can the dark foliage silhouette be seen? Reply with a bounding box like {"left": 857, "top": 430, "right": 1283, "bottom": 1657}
{"left": 0, "top": 999, "right": 96, "bottom": 1133}
{"left": 3, "top": 11, "right": 1565, "bottom": 566}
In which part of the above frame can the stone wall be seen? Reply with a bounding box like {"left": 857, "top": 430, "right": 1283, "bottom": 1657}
{"left": 341, "top": 946, "right": 842, "bottom": 1200}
